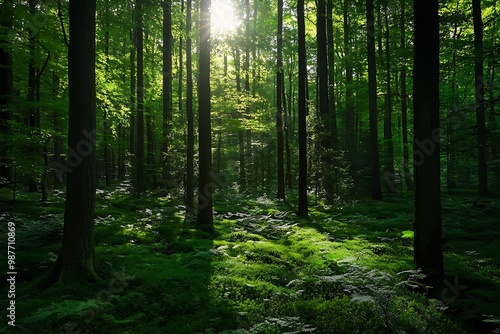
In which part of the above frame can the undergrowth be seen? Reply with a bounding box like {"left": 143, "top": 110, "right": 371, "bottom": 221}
{"left": 1, "top": 185, "right": 499, "bottom": 333}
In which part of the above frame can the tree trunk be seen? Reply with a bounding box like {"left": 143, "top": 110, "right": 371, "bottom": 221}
{"left": 400, "top": 0, "right": 413, "bottom": 191}
{"left": 45, "top": 0, "right": 98, "bottom": 287}
{"left": 276, "top": 0, "right": 285, "bottom": 201}
{"left": 326, "top": 0, "right": 337, "bottom": 146}
{"left": 162, "top": 0, "right": 172, "bottom": 182}
{"left": 282, "top": 74, "right": 293, "bottom": 189}
{"left": 413, "top": 0, "right": 444, "bottom": 288}
{"left": 185, "top": 0, "right": 194, "bottom": 214}
{"left": 27, "top": 0, "right": 38, "bottom": 193}
{"left": 473, "top": 0, "right": 488, "bottom": 196}
{"left": 317, "top": 0, "right": 334, "bottom": 202}
{"left": 383, "top": 4, "right": 394, "bottom": 190}
{"left": 0, "top": 0, "right": 13, "bottom": 187}
{"left": 235, "top": 49, "right": 246, "bottom": 188}
{"left": 135, "top": 0, "right": 145, "bottom": 193}
{"left": 103, "top": 0, "right": 112, "bottom": 188}
{"left": 52, "top": 72, "right": 64, "bottom": 184}
{"left": 196, "top": 0, "right": 213, "bottom": 230}
{"left": 297, "top": 0, "right": 308, "bottom": 216}
{"left": 366, "top": 0, "right": 382, "bottom": 200}
{"left": 129, "top": 29, "right": 136, "bottom": 156}
{"left": 343, "top": 0, "right": 355, "bottom": 179}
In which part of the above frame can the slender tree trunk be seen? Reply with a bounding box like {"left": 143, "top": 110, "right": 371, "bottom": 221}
{"left": 343, "top": 0, "right": 355, "bottom": 178}
{"left": 244, "top": 0, "right": 252, "bottom": 186}
{"left": 400, "top": 0, "right": 413, "bottom": 191}
{"left": 129, "top": 29, "right": 136, "bottom": 156}
{"left": 488, "top": 46, "right": 499, "bottom": 186}
{"left": 197, "top": 0, "right": 213, "bottom": 230}
{"left": 276, "top": 0, "right": 285, "bottom": 201}
{"left": 473, "top": 0, "right": 488, "bottom": 196}
{"left": 129, "top": 28, "right": 137, "bottom": 155}
{"left": 0, "top": 0, "right": 13, "bottom": 186}
{"left": 282, "top": 74, "right": 293, "bottom": 189}
{"left": 447, "top": 0, "right": 459, "bottom": 190}
{"left": 52, "top": 72, "right": 64, "bottom": 184}
{"left": 45, "top": 0, "right": 98, "bottom": 287}
{"left": 178, "top": 0, "right": 184, "bottom": 132}
{"left": 135, "top": 0, "right": 145, "bottom": 193}
{"left": 103, "top": 0, "right": 112, "bottom": 187}
{"left": 235, "top": 49, "right": 246, "bottom": 188}
{"left": 326, "top": 0, "right": 337, "bottom": 145}
{"left": 27, "top": 0, "right": 38, "bottom": 193}
{"left": 297, "top": 0, "right": 308, "bottom": 216}
{"left": 383, "top": 4, "right": 394, "bottom": 189}
{"left": 317, "top": 0, "right": 333, "bottom": 202}
{"left": 0, "top": 0, "right": 14, "bottom": 187}
{"left": 185, "top": 0, "right": 194, "bottom": 214}
{"left": 413, "top": 0, "right": 444, "bottom": 288}
{"left": 162, "top": 0, "right": 172, "bottom": 182}
{"left": 366, "top": 0, "right": 382, "bottom": 200}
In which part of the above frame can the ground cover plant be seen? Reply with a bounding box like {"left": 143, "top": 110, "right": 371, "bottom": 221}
{"left": 1, "top": 185, "right": 499, "bottom": 333}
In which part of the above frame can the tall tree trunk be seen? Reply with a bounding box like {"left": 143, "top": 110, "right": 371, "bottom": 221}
{"left": 282, "top": 74, "right": 292, "bottom": 189}
{"left": 135, "top": 0, "right": 145, "bottom": 193}
{"left": 326, "top": 0, "right": 337, "bottom": 146}
{"left": 185, "top": 0, "right": 194, "bottom": 214}
{"left": 297, "top": 0, "right": 308, "bottom": 216}
{"left": 366, "top": 0, "right": 382, "bottom": 200}
{"left": 27, "top": 0, "right": 38, "bottom": 193}
{"left": 413, "top": 0, "right": 444, "bottom": 288}
{"left": 383, "top": 4, "right": 394, "bottom": 190}
{"left": 0, "top": 0, "right": 13, "bottom": 186}
{"left": 197, "top": 0, "right": 213, "bottom": 230}
{"left": 400, "top": 0, "right": 413, "bottom": 190}
{"left": 103, "top": 0, "right": 112, "bottom": 187}
{"left": 447, "top": 0, "right": 459, "bottom": 190}
{"left": 244, "top": 0, "right": 252, "bottom": 186}
{"left": 276, "top": 0, "right": 285, "bottom": 201}
{"left": 235, "top": 49, "right": 246, "bottom": 188}
{"left": 343, "top": 0, "right": 355, "bottom": 179}
{"left": 52, "top": 72, "right": 64, "bottom": 184}
{"left": 162, "top": 0, "right": 172, "bottom": 182}
{"left": 45, "top": 0, "right": 98, "bottom": 287}
{"left": 317, "top": 0, "right": 333, "bottom": 202}
{"left": 129, "top": 29, "right": 136, "bottom": 156}
{"left": 473, "top": 0, "right": 488, "bottom": 196}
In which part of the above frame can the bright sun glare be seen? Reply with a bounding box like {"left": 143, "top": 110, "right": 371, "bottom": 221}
{"left": 211, "top": 0, "right": 238, "bottom": 35}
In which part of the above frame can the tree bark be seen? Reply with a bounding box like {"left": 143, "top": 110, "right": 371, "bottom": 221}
{"left": 129, "top": 29, "right": 136, "bottom": 156}
{"left": 162, "top": 0, "right": 172, "bottom": 182}
{"left": 473, "top": 0, "right": 488, "bottom": 196}
{"left": 326, "top": 0, "right": 337, "bottom": 145}
{"left": 297, "top": 0, "right": 308, "bottom": 216}
{"left": 135, "top": 0, "right": 145, "bottom": 193}
{"left": 276, "top": 0, "right": 285, "bottom": 201}
{"left": 45, "top": 0, "right": 98, "bottom": 287}
{"left": 400, "top": 0, "right": 413, "bottom": 191}
{"left": 185, "top": 0, "right": 194, "bottom": 214}
{"left": 0, "top": 0, "right": 14, "bottom": 186}
{"left": 413, "top": 0, "right": 444, "bottom": 288}
{"left": 366, "top": 0, "right": 382, "bottom": 200}
{"left": 383, "top": 4, "right": 394, "bottom": 189}
{"left": 197, "top": 0, "right": 214, "bottom": 230}
{"left": 343, "top": 0, "right": 355, "bottom": 178}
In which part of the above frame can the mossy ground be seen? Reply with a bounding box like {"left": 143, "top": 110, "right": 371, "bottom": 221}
{"left": 1, "top": 185, "right": 499, "bottom": 333}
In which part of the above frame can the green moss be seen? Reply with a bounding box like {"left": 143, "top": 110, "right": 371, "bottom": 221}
{"left": 4, "top": 187, "right": 498, "bottom": 333}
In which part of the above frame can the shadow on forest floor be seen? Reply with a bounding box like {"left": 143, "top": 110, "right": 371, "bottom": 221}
{"left": 0, "top": 185, "right": 499, "bottom": 333}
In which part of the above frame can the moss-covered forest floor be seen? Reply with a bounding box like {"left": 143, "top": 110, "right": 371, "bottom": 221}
{"left": 1, "top": 185, "right": 499, "bottom": 333}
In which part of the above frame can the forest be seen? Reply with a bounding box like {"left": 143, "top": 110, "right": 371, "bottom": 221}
{"left": 0, "top": 0, "right": 499, "bottom": 332}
